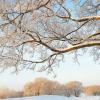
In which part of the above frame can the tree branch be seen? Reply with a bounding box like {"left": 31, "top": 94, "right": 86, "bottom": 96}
{"left": 26, "top": 33, "right": 100, "bottom": 53}
{"left": 72, "top": 16, "right": 100, "bottom": 22}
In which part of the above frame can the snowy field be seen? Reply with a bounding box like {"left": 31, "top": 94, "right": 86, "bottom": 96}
{"left": 1, "top": 95, "right": 100, "bottom": 100}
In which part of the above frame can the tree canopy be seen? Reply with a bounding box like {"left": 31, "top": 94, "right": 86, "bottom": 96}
{"left": 0, "top": 0, "right": 100, "bottom": 73}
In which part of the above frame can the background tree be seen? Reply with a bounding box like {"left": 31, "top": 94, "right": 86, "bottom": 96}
{"left": 0, "top": 0, "right": 99, "bottom": 73}
{"left": 65, "top": 81, "right": 83, "bottom": 97}
{"left": 83, "top": 85, "right": 100, "bottom": 96}
{"left": 23, "top": 77, "right": 64, "bottom": 96}
{"left": 23, "top": 77, "right": 52, "bottom": 96}
{"left": 0, "top": 87, "right": 23, "bottom": 99}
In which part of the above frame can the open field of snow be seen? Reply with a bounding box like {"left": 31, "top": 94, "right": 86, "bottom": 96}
{"left": 1, "top": 95, "right": 100, "bottom": 100}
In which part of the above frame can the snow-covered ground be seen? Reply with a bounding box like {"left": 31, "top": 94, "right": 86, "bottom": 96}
{"left": 1, "top": 95, "right": 100, "bottom": 100}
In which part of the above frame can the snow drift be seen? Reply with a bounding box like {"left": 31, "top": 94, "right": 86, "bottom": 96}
{"left": 3, "top": 95, "right": 100, "bottom": 100}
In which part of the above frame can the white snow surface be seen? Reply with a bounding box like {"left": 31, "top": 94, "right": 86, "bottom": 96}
{"left": 1, "top": 95, "right": 100, "bottom": 100}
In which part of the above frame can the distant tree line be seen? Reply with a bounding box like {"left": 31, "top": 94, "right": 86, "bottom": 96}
{"left": 0, "top": 77, "right": 100, "bottom": 99}
{"left": 23, "top": 77, "right": 82, "bottom": 97}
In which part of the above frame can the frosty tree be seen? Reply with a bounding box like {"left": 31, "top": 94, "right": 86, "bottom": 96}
{"left": 0, "top": 0, "right": 100, "bottom": 73}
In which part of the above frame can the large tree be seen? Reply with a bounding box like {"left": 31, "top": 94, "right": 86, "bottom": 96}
{"left": 0, "top": 0, "right": 100, "bottom": 74}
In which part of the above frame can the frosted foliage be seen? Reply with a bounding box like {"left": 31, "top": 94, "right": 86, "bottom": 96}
{"left": 0, "top": 0, "right": 99, "bottom": 72}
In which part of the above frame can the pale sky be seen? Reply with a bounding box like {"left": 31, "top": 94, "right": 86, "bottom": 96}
{"left": 0, "top": 52, "right": 100, "bottom": 91}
